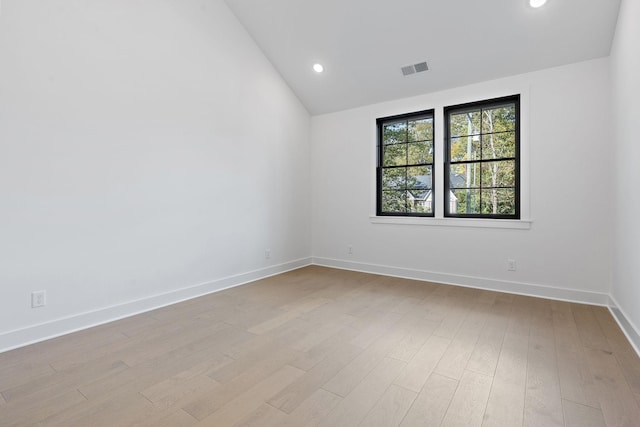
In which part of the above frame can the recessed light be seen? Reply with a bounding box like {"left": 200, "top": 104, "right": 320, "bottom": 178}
{"left": 313, "top": 63, "right": 324, "bottom": 73}
{"left": 529, "top": 0, "right": 547, "bottom": 8}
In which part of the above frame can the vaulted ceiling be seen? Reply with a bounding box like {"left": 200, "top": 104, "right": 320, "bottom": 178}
{"left": 224, "top": 0, "right": 621, "bottom": 115}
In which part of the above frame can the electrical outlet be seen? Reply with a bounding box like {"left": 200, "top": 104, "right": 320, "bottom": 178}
{"left": 507, "top": 259, "right": 517, "bottom": 271}
{"left": 31, "top": 290, "right": 46, "bottom": 308}
{"left": 347, "top": 245, "right": 353, "bottom": 255}
{"left": 265, "top": 248, "right": 271, "bottom": 259}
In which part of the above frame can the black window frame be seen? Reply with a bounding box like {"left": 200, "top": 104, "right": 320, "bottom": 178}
{"left": 444, "top": 95, "right": 520, "bottom": 219}
{"left": 376, "top": 109, "right": 435, "bottom": 217}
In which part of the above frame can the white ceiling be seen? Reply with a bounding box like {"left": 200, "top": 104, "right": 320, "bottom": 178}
{"left": 224, "top": 0, "right": 621, "bottom": 115}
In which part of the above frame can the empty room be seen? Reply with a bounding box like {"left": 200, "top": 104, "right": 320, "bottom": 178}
{"left": 1, "top": 0, "right": 639, "bottom": 426}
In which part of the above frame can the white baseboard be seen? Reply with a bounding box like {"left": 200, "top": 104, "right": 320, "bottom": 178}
{"left": 608, "top": 296, "right": 640, "bottom": 358}
{"left": 0, "top": 257, "right": 312, "bottom": 353}
{"left": 312, "top": 257, "right": 610, "bottom": 306}
{"left": 312, "top": 258, "right": 640, "bottom": 358}
{"left": 5, "top": 257, "right": 636, "bottom": 358}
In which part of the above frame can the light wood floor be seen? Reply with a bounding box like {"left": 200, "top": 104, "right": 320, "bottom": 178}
{"left": 2, "top": 266, "right": 640, "bottom": 427}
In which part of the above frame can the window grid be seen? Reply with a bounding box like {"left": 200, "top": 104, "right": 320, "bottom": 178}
{"left": 376, "top": 109, "right": 435, "bottom": 217}
{"left": 444, "top": 95, "right": 520, "bottom": 219}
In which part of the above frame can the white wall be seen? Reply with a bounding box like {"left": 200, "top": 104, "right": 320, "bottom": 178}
{"left": 0, "top": 0, "right": 629, "bottom": 354}
{"left": 611, "top": 0, "right": 640, "bottom": 349}
{"left": 0, "top": 0, "right": 311, "bottom": 351}
{"left": 311, "top": 58, "right": 613, "bottom": 303}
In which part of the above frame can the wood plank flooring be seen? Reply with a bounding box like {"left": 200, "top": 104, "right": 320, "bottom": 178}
{"left": 1, "top": 266, "right": 640, "bottom": 426}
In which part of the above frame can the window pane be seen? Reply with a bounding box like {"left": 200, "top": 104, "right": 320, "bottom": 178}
{"left": 408, "top": 117, "right": 433, "bottom": 142}
{"left": 407, "top": 141, "right": 433, "bottom": 164}
{"left": 408, "top": 190, "right": 432, "bottom": 214}
{"left": 382, "top": 191, "right": 407, "bottom": 213}
{"left": 407, "top": 166, "right": 430, "bottom": 190}
{"left": 383, "top": 143, "right": 406, "bottom": 166}
{"left": 382, "top": 168, "right": 406, "bottom": 190}
{"left": 481, "top": 189, "right": 498, "bottom": 215}
{"left": 450, "top": 164, "right": 480, "bottom": 189}
{"left": 482, "top": 105, "right": 516, "bottom": 133}
{"left": 449, "top": 111, "right": 481, "bottom": 138}
{"left": 448, "top": 171, "right": 467, "bottom": 190}
{"left": 450, "top": 136, "right": 480, "bottom": 162}
{"left": 498, "top": 188, "right": 516, "bottom": 215}
{"left": 481, "top": 188, "right": 516, "bottom": 215}
{"left": 451, "top": 189, "right": 480, "bottom": 214}
{"left": 481, "top": 132, "right": 515, "bottom": 160}
{"left": 481, "top": 160, "right": 516, "bottom": 188}
{"left": 383, "top": 121, "right": 407, "bottom": 145}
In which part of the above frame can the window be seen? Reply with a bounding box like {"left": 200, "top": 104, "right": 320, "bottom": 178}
{"left": 377, "top": 110, "right": 434, "bottom": 216}
{"left": 444, "top": 95, "right": 520, "bottom": 219}
{"left": 374, "top": 95, "right": 522, "bottom": 223}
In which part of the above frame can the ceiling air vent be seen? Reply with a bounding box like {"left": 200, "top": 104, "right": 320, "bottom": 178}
{"left": 401, "top": 61, "right": 429, "bottom": 76}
